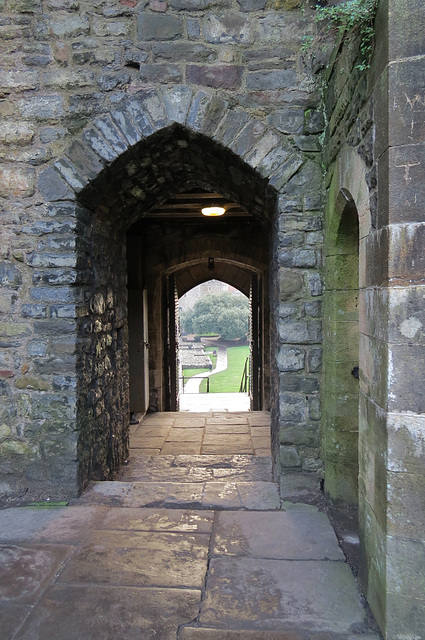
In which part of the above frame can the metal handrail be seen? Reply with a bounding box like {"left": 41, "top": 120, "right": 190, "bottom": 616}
{"left": 239, "top": 356, "right": 250, "bottom": 393}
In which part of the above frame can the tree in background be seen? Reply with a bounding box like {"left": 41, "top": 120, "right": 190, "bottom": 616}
{"left": 180, "top": 292, "right": 249, "bottom": 341}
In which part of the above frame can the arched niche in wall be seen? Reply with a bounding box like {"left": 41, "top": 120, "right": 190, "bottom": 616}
{"left": 323, "top": 185, "right": 360, "bottom": 508}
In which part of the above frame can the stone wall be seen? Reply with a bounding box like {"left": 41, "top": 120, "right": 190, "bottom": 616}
{"left": 322, "top": 1, "right": 425, "bottom": 637}
{"left": 0, "top": 0, "right": 326, "bottom": 501}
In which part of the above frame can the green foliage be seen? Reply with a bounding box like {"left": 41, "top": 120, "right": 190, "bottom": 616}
{"left": 180, "top": 292, "right": 249, "bottom": 341}
{"left": 314, "top": 0, "right": 378, "bottom": 70}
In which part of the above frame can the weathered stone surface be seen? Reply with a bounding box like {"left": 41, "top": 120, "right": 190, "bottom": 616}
{"left": 187, "top": 65, "right": 243, "bottom": 89}
{"left": 39, "top": 167, "right": 74, "bottom": 202}
{"left": 247, "top": 69, "right": 297, "bottom": 91}
{"left": 153, "top": 42, "right": 217, "bottom": 63}
{"left": 203, "top": 13, "right": 251, "bottom": 44}
{"left": 170, "top": 0, "right": 230, "bottom": 8}
{"left": 139, "top": 63, "right": 183, "bottom": 83}
{"left": 200, "top": 557, "right": 366, "bottom": 631}
{"left": 17, "top": 585, "right": 201, "bottom": 640}
{"left": 0, "top": 166, "right": 35, "bottom": 198}
{"left": 137, "top": 12, "right": 183, "bottom": 41}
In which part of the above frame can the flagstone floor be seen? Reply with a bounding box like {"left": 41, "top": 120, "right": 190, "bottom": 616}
{"left": 0, "top": 411, "right": 381, "bottom": 640}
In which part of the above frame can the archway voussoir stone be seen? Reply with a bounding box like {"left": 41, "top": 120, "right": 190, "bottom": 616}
{"left": 53, "top": 158, "right": 90, "bottom": 194}
{"left": 161, "top": 84, "right": 194, "bottom": 125}
{"left": 66, "top": 139, "right": 106, "bottom": 182}
{"left": 212, "top": 107, "right": 250, "bottom": 147}
{"left": 83, "top": 127, "right": 120, "bottom": 164}
{"left": 228, "top": 118, "right": 267, "bottom": 158}
{"left": 186, "top": 89, "right": 228, "bottom": 138}
{"left": 92, "top": 114, "right": 130, "bottom": 156}
{"left": 244, "top": 129, "right": 282, "bottom": 170}
{"left": 132, "top": 87, "right": 170, "bottom": 132}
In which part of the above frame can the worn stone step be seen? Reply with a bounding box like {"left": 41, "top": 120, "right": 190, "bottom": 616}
{"left": 179, "top": 629, "right": 381, "bottom": 640}
{"left": 79, "top": 480, "right": 280, "bottom": 510}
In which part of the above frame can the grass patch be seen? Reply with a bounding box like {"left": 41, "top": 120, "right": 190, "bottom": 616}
{"left": 208, "top": 345, "right": 249, "bottom": 393}
{"left": 181, "top": 345, "right": 249, "bottom": 393}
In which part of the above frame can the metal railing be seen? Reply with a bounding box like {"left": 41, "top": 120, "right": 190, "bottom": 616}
{"left": 239, "top": 356, "right": 250, "bottom": 393}
{"left": 180, "top": 376, "right": 210, "bottom": 393}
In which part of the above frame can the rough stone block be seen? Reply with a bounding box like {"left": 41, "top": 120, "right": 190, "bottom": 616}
{"left": 38, "top": 167, "right": 74, "bottom": 202}
{"left": 279, "top": 392, "right": 307, "bottom": 422}
{"left": 279, "top": 373, "right": 319, "bottom": 393}
{"left": 0, "top": 263, "right": 22, "bottom": 289}
{"left": 125, "top": 97, "right": 155, "bottom": 138}
{"left": 267, "top": 107, "right": 304, "bottom": 134}
{"left": 152, "top": 42, "right": 217, "bottom": 63}
{"left": 278, "top": 319, "right": 322, "bottom": 344}
{"left": 237, "top": 0, "right": 267, "bottom": 10}
{"left": 187, "top": 64, "right": 242, "bottom": 89}
{"left": 187, "top": 91, "right": 228, "bottom": 136}
{"left": 92, "top": 17, "right": 130, "bottom": 37}
{"left": 97, "top": 72, "right": 131, "bottom": 92}
{"left": 280, "top": 421, "right": 319, "bottom": 446}
{"left": 277, "top": 346, "right": 305, "bottom": 372}
{"left": 203, "top": 13, "right": 251, "bottom": 44}
{"left": 50, "top": 15, "right": 89, "bottom": 37}
{"left": 137, "top": 13, "right": 183, "bottom": 41}
{"left": 279, "top": 248, "right": 320, "bottom": 268}
{"left": 278, "top": 267, "right": 304, "bottom": 301}
{"left": 42, "top": 69, "right": 94, "bottom": 90}
{"left": 187, "top": 17, "right": 200, "bottom": 39}
{"left": 138, "top": 64, "right": 183, "bottom": 84}
{"left": 0, "top": 70, "right": 38, "bottom": 93}
{"left": 254, "top": 14, "right": 306, "bottom": 45}
{"left": 247, "top": 69, "right": 297, "bottom": 91}
{"left": 280, "top": 444, "right": 301, "bottom": 467}
{"left": 0, "top": 166, "right": 35, "bottom": 198}
{"left": 0, "top": 122, "right": 35, "bottom": 145}
{"left": 53, "top": 158, "right": 87, "bottom": 193}
{"left": 18, "top": 95, "right": 65, "bottom": 120}
{"left": 170, "top": 0, "right": 230, "bottom": 8}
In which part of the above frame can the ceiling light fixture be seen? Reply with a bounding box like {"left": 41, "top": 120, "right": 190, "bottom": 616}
{"left": 201, "top": 205, "right": 226, "bottom": 217}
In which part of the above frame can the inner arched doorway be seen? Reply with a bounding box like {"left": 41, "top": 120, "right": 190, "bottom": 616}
{"left": 74, "top": 119, "right": 277, "bottom": 484}
{"left": 126, "top": 187, "right": 270, "bottom": 416}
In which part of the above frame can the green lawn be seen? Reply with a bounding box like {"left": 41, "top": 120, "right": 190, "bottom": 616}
{"left": 182, "top": 345, "right": 249, "bottom": 393}
{"left": 208, "top": 345, "right": 249, "bottom": 393}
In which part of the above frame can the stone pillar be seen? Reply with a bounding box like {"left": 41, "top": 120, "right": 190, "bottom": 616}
{"left": 359, "top": 0, "right": 425, "bottom": 634}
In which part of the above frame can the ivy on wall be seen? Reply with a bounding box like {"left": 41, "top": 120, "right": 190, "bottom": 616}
{"left": 304, "top": 0, "right": 378, "bottom": 70}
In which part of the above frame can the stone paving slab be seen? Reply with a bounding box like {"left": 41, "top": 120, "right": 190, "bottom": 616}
{"left": 83, "top": 480, "right": 280, "bottom": 510}
{"left": 0, "top": 544, "right": 73, "bottom": 604}
{"left": 162, "top": 442, "right": 204, "bottom": 455}
{"left": 0, "top": 603, "right": 31, "bottom": 640}
{"left": 15, "top": 585, "right": 201, "bottom": 640}
{"left": 166, "top": 427, "right": 204, "bottom": 441}
{"left": 98, "top": 507, "right": 214, "bottom": 533}
{"left": 180, "top": 629, "right": 381, "bottom": 640}
{"left": 0, "top": 506, "right": 101, "bottom": 544}
{"left": 59, "top": 529, "right": 210, "bottom": 588}
{"left": 202, "top": 482, "right": 280, "bottom": 510}
{"left": 122, "top": 482, "right": 205, "bottom": 508}
{"left": 200, "top": 557, "right": 367, "bottom": 633}
{"left": 212, "top": 509, "right": 344, "bottom": 560}
{"left": 206, "top": 416, "right": 249, "bottom": 425}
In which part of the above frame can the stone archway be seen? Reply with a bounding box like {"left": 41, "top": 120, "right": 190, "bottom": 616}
{"left": 13, "top": 86, "right": 324, "bottom": 498}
